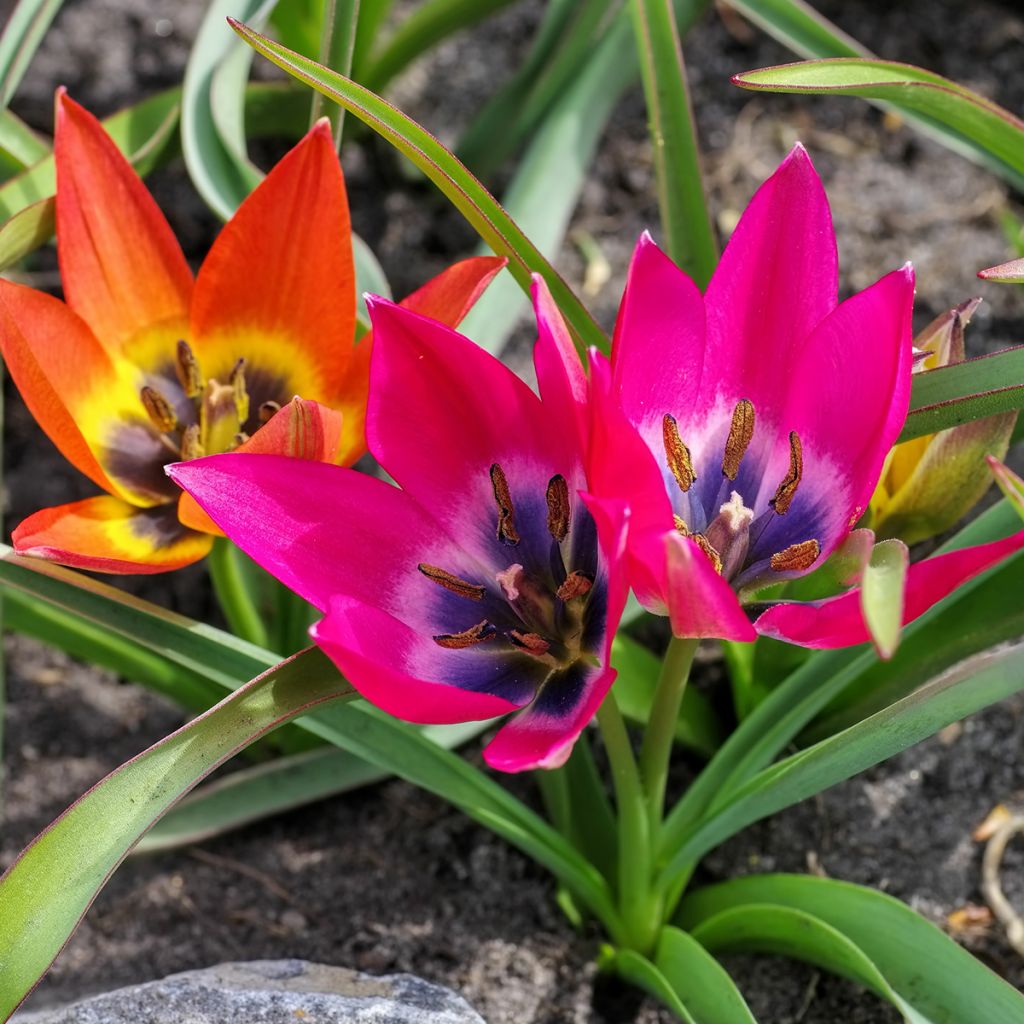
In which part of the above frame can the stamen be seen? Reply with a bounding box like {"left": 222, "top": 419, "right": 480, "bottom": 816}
{"left": 433, "top": 620, "right": 496, "bottom": 649}
{"left": 556, "top": 571, "right": 593, "bottom": 601}
{"left": 509, "top": 630, "right": 551, "bottom": 657}
{"left": 418, "top": 563, "right": 485, "bottom": 600}
{"left": 489, "top": 463, "right": 520, "bottom": 545}
{"left": 673, "top": 514, "right": 690, "bottom": 536}
{"left": 180, "top": 424, "right": 205, "bottom": 460}
{"left": 693, "top": 533, "right": 723, "bottom": 575}
{"left": 770, "top": 431, "right": 804, "bottom": 515}
{"left": 140, "top": 385, "right": 178, "bottom": 433}
{"left": 176, "top": 339, "right": 203, "bottom": 398}
{"left": 769, "top": 539, "right": 821, "bottom": 572}
{"left": 722, "top": 399, "right": 755, "bottom": 480}
{"left": 546, "top": 475, "right": 570, "bottom": 542}
{"left": 259, "top": 400, "right": 281, "bottom": 425}
{"left": 229, "top": 358, "right": 250, "bottom": 425}
{"left": 663, "top": 414, "right": 695, "bottom": 492}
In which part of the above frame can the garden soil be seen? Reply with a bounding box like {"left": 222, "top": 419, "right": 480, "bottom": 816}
{"left": 4, "top": 1, "right": 1024, "bottom": 1021}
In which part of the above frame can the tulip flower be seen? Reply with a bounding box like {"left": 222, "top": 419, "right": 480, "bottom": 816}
{"left": 869, "top": 298, "right": 1016, "bottom": 546}
{"left": 0, "top": 92, "right": 502, "bottom": 573}
{"left": 170, "top": 281, "right": 628, "bottom": 772}
{"left": 591, "top": 145, "right": 1024, "bottom": 654}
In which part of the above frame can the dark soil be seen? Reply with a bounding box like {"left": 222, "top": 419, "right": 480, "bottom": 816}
{"left": 3, "top": 0, "right": 1024, "bottom": 1021}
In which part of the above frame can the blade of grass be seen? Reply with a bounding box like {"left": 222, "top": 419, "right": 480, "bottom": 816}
{"left": 0, "top": 0, "right": 64, "bottom": 110}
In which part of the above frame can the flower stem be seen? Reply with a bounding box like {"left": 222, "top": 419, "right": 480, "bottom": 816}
{"left": 208, "top": 538, "right": 270, "bottom": 651}
{"left": 597, "top": 691, "right": 656, "bottom": 953}
{"left": 639, "top": 636, "right": 699, "bottom": 831}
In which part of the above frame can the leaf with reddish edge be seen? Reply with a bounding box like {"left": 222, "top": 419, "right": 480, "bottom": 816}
{"left": 989, "top": 456, "right": 1024, "bottom": 521}
{"left": 227, "top": 18, "right": 607, "bottom": 357}
{"left": 0, "top": 646, "right": 356, "bottom": 1020}
{"left": 979, "top": 257, "right": 1024, "bottom": 283}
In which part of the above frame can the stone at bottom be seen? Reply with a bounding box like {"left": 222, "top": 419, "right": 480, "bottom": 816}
{"left": 14, "top": 960, "right": 486, "bottom": 1023}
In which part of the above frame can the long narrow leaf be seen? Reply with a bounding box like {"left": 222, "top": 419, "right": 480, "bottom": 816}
{"left": 229, "top": 19, "right": 607, "bottom": 356}
{"left": 727, "top": 0, "right": 868, "bottom": 61}
{"left": 0, "top": 647, "right": 356, "bottom": 1020}
{"left": 0, "top": 0, "right": 64, "bottom": 110}
{"left": 0, "top": 110, "right": 50, "bottom": 170}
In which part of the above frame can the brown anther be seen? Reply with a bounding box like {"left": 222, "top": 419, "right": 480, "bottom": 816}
{"left": 663, "top": 414, "right": 695, "bottom": 492}
{"left": 180, "top": 423, "right": 205, "bottom": 460}
{"left": 259, "top": 400, "right": 282, "bottom": 425}
{"left": 418, "top": 563, "right": 485, "bottom": 601}
{"left": 230, "top": 358, "right": 250, "bottom": 424}
{"left": 722, "top": 398, "right": 755, "bottom": 480}
{"left": 489, "top": 463, "right": 520, "bottom": 545}
{"left": 175, "top": 339, "right": 203, "bottom": 398}
{"left": 770, "top": 431, "right": 804, "bottom": 515}
{"left": 509, "top": 630, "right": 551, "bottom": 657}
{"left": 433, "top": 620, "right": 495, "bottom": 649}
{"left": 673, "top": 514, "right": 690, "bottom": 536}
{"left": 546, "top": 474, "right": 570, "bottom": 542}
{"left": 693, "top": 533, "right": 723, "bottom": 575}
{"left": 140, "top": 385, "right": 178, "bottom": 433}
{"left": 556, "top": 571, "right": 593, "bottom": 601}
{"left": 769, "top": 539, "right": 821, "bottom": 573}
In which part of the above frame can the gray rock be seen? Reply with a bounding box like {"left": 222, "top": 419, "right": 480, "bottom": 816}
{"left": 14, "top": 960, "right": 486, "bottom": 1023}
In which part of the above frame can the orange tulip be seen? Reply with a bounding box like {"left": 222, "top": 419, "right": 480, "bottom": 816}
{"left": 0, "top": 92, "right": 503, "bottom": 572}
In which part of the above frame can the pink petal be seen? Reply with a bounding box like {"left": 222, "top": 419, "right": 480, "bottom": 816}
{"left": 365, "top": 298, "right": 577, "bottom": 545}
{"left": 702, "top": 145, "right": 838, "bottom": 413}
{"left": 755, "top": 528, "right": 1024, "bottom": 650}
{"left": 483, "top": 665, "right": 617, "bottom": 772}
{"left": 531, "top": 275, "right": 589, "bottom": 458}
{"left": 610, "top": 233, "right": 706, "bottom": 433}
{"left": 313, "top": 596, "right": 523, "bottom": 725}
{"left": 168, "top": 453, "right": 467, "bottom": 617}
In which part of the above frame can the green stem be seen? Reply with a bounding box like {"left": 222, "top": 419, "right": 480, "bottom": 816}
{"left": 639, "top": 636, "right": 699, "bottom": 830}
{"left": 630, "top": 0, "right": 718, "bottom": 286}
{"left": 208, "top": 538, "right": 270, "bottom": 650}
{"left": 311, "top": 0, "right": 361, "bottom": 147}
{"left": 597, "top": 691, "right": 656, "bottom": 953}
{"left": 536, "top": 764, "right": 572, "bottom": 838}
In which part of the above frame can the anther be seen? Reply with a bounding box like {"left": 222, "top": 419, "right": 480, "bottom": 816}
{"left": 663, "top": 414, "right": 695, "bottom": 492}
{"left": 140, "top": 385, "right": 178, "bottom": 433}
{"left": 489, "top": 463, "right": 520, "bottom": 545}
{"left": 433, "top": 620, "right": 496, "bottom": 649}
{"left": 722, "top": 399, "right": 755, "bottom": 480}
{"left": 175, "top": 339, "right": 203, "bottom": 398}
{"left": 180, "top": 423, "right": 205, "bottom": 460}
{"left": 556, "top": 571, "right": 593, "bottom": 601}
{"left": 509, "top": 630, "right": 551, "bottom": 657}
{"left": 546, "top": 474, "right": 570, "bottom": 542}
{"left": 692, "top": 533, "right": 723, "bottom": 575}
{"left": 673, "top": 514, "right": 690, "bottom": 536}
{"left": 770, "top": 431, "right": 804, "bottom": 515}
{"left": 769, "top": 539, "right": 821, "bottom": 573}
{"left": 259, "top": 400, "right": 281, "bottom": 425}
{"left": 418, "top": 563, "right": 485, "bottom": 601}
{"left": 230, "top": 358, "right": 249, "bottom": 424}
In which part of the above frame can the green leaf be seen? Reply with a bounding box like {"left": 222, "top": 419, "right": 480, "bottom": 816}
{"left": 687, "top": 904, "right": 929, "bottom": 1023}
{"left": 0, "top": 647, "right": 357, "bottom": 1020}
{"left": 859, "top": 539, "right": 908, "bottom": 659}
{"left": 979, "top": 257, "right": 1024, "bottom": 283}
{"left": 0, "top": 196, "right": 53, "bottom": 270}
{"left": 990, "top": 458, "right": 1024, "bottom": 522}
{"left": 654, "top": 926, "right": 758, "bottom": 1023}
{"left": 899, "top": 345, "right": 1024, "bottom": 443}
{"left": 182, "top": 0, "right": 275, "bottom": 220}
{"left": 0, "top": 0, "right": 64, "bottom": 110}
{"left": 0, "top": 110, "right": 50, "bottom": 170}
{"left": 726, "top": 0, "right": 867, "bottom": 60}
{"left": 229, "top": 18, "right": 607, "bottom": 357}
{"left": 661, "top": 638, "right": 1024, "bottom": 885}
{"left": 733, "top": 58, "right": 1024, "bottom": 192}
{"left": 602, "top": 946, "right": 698, "bottom": 1022}
{"left": 630, "top": 0, "right": 717, "bottom": 286}
{"left": 679, "top": 875, "right": 1024, "bottom": 1023}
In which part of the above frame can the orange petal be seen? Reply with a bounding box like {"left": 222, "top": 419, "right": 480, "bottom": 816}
{"left": 190, "top": 120, "right": 355, "bottom": 402}
{"left": 176, "top": 398, "right": 344, "bottom": 534}
{"left": 55, "top": 91, "right": 192, "bottom": 355}
{"left": 334, "top": 256, "right": 506, "bottom": 466}
{"left": 13, "top": 495, "right": 212, "bottom": 573}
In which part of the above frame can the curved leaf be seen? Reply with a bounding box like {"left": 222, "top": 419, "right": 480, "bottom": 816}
{"left": 979, "top": 257, "right": 1024, "bottom": 283}
{"left": 603, "top": 946, "right": 698, "bottom": 1022}
{"left": 0, "top": 0, "right": 64, "bottom": 110}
